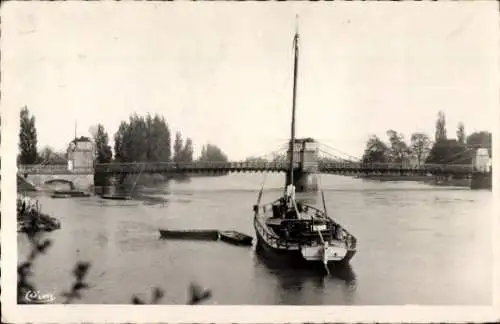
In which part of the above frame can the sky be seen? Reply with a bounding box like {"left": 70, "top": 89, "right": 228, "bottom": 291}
{"left": 2, "top": 1, "right": 498, "bottom": 161}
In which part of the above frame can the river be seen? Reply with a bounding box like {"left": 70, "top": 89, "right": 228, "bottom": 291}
{"left": 17, "top": 174, "right": 493, "bottom": 305}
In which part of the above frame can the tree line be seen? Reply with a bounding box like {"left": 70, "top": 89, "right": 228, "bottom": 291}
{"left": 18, "top": 106, "right": 228, "bottom": 166}
{"left": 361, "top": 110, "right": 492, "bottom": 167}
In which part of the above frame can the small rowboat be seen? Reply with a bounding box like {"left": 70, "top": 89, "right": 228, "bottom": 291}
{"left": 54, "top": 190, "right": 91, "bottom": 197}
{"left": 51, "top": 194, "right": 71, "bottom": 199}
{"left": 219, "top": 230, "right": 253, "bottom": 246}
{"left": 159, "top": 229, "right": 219, "bottom": 241}
{"left": 99, "top": 195, "right": 132, "bottom": 201}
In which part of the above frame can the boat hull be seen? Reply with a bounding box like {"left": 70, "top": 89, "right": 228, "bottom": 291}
{"left": 159, "top": 229, "right": 219, "bottom": 241}
{"left": 99, "top": 195, "right": 132, "bottom": 200}
{"left": 219, "top": 231, "right": 253, "bottom": 246}
{"left": 51, "top": 194, "right": 71, "bottom": 199}
{"left": 54, "top": 190, "right": 90, "bottom": 197}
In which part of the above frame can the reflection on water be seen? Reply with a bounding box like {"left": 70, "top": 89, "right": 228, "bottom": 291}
{"left": 17, "top": 173, "right": 493, "bottom": 305}
{"left": 252, "top": 239, "right": 358, "bottom": 305}
{"left": 254, "top": 243, "right": 357, "bottom": 285}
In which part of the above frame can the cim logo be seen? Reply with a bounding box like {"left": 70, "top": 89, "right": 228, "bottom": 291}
{"left": 24, "top": 290, "right": 56, "bottom": 304}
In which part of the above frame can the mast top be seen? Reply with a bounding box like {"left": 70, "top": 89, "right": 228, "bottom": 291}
{"left": 294, "top": 15, "right": 300, "bottom": 44}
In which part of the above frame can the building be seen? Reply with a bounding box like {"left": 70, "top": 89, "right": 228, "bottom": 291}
{"left": 474, "top": 148, "right": 492, "bottom": 172}
{"left": 67, "top": 136, "right": 95, "bottom": 171}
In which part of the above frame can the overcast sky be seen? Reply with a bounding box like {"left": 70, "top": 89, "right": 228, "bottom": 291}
{"left": 2, "top": 1, "right": 498, "bottom": 161}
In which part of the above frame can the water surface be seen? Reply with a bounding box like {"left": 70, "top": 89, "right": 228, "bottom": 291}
{"left": 18, "top": 174, "right": 493, "bottom": 305}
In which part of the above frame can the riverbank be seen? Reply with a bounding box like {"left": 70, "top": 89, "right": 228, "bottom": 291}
{"left": 356, "top": 175, "right": 471, "bottom": 188}
{"left": 17, "top": 195, "right": 61, "bottom": 232}
{"left": 18, "top": 175, "right": 38, "bottom": 192}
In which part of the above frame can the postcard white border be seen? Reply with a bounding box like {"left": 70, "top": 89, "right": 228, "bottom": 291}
{"left": 1, "top": 0, "right": 499, "bottom": 323}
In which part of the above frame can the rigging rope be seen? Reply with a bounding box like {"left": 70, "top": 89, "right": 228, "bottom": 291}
{"left": 313, "top": 179, "right": 331, "bottom": 276}
{"left": 256, "top": 173, "right": 268, "bottom": 206}
{"left": 128, "top": 162, "right": 146, "bottom": 196}
{"left": 318, "top": 175, "right": 329, "bottom": 218}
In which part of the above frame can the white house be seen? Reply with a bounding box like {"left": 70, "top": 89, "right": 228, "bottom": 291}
{"left": 474, "top": 148, "right": 492, "bottom": 172}
{"left": 67, "top": 136, "right": 96, "bottom": 171}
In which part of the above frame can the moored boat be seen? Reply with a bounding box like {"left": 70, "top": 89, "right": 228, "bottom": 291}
{"left": 253, "top": 197, "right": 357, "bottom": 266}
{"left": 219, "top": 230, "right": 253, "bottom": 246}
{"left": 51, "top": 194, "right": 72, "bottom": 199}
{"left": 99, "top": 194, "right": 132, "bottom": 200}
{"left": 54, "top": 190, "right": 91, "bottom": 197}
{"left": 252, "top": 21, "right": 357, "bottom": 272}
{"left": 159, "top": 229, "right": 219, "bottom": 241}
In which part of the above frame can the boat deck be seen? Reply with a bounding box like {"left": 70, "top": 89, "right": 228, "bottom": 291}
{"left": 255, "top": 200, "right": 357, "bottom": 251}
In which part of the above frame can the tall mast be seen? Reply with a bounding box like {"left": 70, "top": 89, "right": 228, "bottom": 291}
{"left": 288, "top": 16, "right": 300, "bottom": 187}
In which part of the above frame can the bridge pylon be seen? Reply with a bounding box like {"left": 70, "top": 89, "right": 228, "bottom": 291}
{"left": 285, "top": 138, "right": 319, "bottom": 192}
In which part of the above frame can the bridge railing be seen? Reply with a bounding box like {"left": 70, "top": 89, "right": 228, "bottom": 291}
{"left": 317, "top": 161, "right": 475, "bottom": 172}
{"left": 18, "top": 164, "right": 68, "bottom": 171}
{"left": 18, "top": 164, "right": 94, "bottom": 174}
{"left": 18, "top": 161, "right": 482, "bottom": 175}
{"left": 94, "top": 161, "right": 293, "bottom": 172}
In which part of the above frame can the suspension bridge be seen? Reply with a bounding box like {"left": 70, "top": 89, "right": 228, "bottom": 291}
{"left": 18, "top": 139, "right": 492, "bottom": 191}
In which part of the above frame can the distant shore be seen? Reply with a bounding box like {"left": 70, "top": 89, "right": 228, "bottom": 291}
{"left": 356, "top": 175, "right": 471, "bottom": 187}
{"left": 112, "top": 172, "right": 229, "bottom": 185}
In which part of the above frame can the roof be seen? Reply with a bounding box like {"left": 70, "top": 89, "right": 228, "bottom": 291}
{"left": 71, "top": 136, "right": 92, "bottom": 143}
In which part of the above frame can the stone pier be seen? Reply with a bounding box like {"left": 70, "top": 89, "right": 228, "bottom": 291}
{"left": 285, "top": 138, "right": 319, "bottom": 192}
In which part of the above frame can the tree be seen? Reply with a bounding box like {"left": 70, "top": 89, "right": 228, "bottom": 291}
{"left": 113, "top": 122, "right": 128, "bottom": 162}
{"left": 182, "top": 138, "right": 194, "bottom": 163}
{"left": 92, "top": 124, "right": 113, "bottom": 164}
{"left": 245, "top": 156, "right": 269, "bottom": 163}
{"left": 434, "top": 110, "right": 447, "bottom": 142}
{"left": 19, "top": 106, "right": 39, "bottom": 165}
{"left": 198, "top": 144, "right": 228, "bottom": 163}
{"left": 410, "top": 132, "right": 431, "bottom": 167}
{"left": 362, "top": 135, "right": 389, "bottom": 164}
{"left": 173, "top": 132, "right": 183, "bottom": 163}
{"left": 272, "top": 153, "right": 287, "bottom": 162}
{"left": 426, "top": 139, "right": 471, "bottom": 165}
{"left": 113, "top": 113, "right": 172, "bottom": 163}
{"left": 386, "top": 130, "right": 409, "bottom": 164}
{"left": 466, "top": 131, "right": 492, "bottom": 156}
{"left": 38, "top": 146, "right": 66, "bottom": 165}
{"left": 456, "top": 122, "right": 465, "bottom": 145}
{"left": 153, "top": 115, "right": 171, "bottom": 162}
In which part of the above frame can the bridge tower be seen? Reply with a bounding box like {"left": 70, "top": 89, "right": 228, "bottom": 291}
{"left": 470, "top": 147, "right": 492, "bottom": 189}
{"left": 286, "top": 138, "right": 319, "bottom": 192}
{"left": 66, "top": 136, "right": 95, "bottom": 189}
{"left": 67, "top": 136, "right": 95, "bottom": 172}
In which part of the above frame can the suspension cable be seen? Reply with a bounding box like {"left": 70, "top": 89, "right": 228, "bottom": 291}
{"left": 317, "top": 142, "right": 360, "bottom": 162}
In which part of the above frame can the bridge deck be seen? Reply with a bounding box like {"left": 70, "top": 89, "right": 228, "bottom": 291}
{"left": 16, "top": 161, "right": 485, "bottom": 176}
